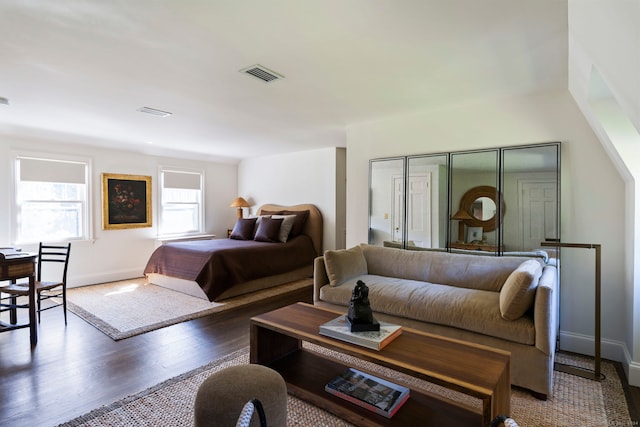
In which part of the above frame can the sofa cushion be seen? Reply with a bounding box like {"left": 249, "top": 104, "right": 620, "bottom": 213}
{"left": 360, "top": 244, "right": 539, "bottom": 293}
{"left": 320, "top": 274, "right": 535, "bottom": 345}
{"left": 324, "top": 246, "right": 368, "bottom": 287}
{"left": 359, "top": 244, "right": 431, "bottom": 282}
{"left": 499, "top": 260, "right": 543, "bottom": 320}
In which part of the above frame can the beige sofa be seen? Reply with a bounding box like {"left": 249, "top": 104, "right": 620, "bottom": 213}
{"left": 313, "top": 244, "right": 558, "bottom": 399}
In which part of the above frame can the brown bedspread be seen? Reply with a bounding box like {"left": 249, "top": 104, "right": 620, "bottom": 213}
{"left": 143, "top": 235, "right": 316, "bottom": 301}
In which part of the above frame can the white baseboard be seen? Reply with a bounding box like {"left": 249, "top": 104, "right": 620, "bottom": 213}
{"left": 559, "top": 330, "right": 640, "bottom": 386}
{"left": 67, "top": 268, "right": 145, "bottom": 288}
{"left": 628, "top": 359, "right": 640, "bottom": 388}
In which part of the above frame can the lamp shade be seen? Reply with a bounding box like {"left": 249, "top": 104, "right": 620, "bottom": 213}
{"left": 229, "top": 197, "right": 250, "bottom": 208}
{"left": 230, "top": 197, "right": 250, "bottom": 219}
{"left": 451, "top": 208, "right": 474, "bottom": 221}
{"left": 451, "top": 208, "right": 474, "bottom": 242}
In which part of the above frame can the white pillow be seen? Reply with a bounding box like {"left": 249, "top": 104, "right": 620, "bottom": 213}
{"left": 271, "top": 214, "right": 296, "bottom": 243}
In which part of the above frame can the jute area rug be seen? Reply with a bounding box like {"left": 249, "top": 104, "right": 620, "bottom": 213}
{"left": 57, "top": 344, "right": 633, "bottom": 427}
{"left": 66, "top": 277, "right": 311, "bottom": 340}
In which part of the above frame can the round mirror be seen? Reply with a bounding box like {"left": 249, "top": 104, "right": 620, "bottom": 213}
{"left": 457, "top": 186, "right": 505, "bottom": 232}
{"left": 471, "top": 197, "right": 496, "bottom": 221}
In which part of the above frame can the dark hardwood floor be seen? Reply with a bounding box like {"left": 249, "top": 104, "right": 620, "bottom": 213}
{"left": 2, "top": 287, "right": 639, "bottom": 427}
{"left": 0, "top": 286, "right": 312, "bottom": 427}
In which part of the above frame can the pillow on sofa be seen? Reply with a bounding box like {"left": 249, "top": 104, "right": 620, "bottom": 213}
{"left": 499, "top": 260, "right": 543, "bottom": 320}
{"left": 324, "top": 246, "right": 368, "bottom": 287}
{"left": 229, "top": 218, "right": 258, "bottom": 240}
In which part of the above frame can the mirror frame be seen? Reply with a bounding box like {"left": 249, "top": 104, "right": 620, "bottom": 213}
{"left": 456, "top": 185, "right": 505, "bottom": 233}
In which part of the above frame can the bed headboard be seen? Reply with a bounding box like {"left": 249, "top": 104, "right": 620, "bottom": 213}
{"left": 257, "top": 204, "right": 323, "bottom": 256}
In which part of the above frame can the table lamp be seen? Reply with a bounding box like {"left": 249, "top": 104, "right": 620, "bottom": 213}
{"left": 451, "top": 208, "right": 474, "bottom": 242}
{"left": 230, "top": 197, "right": 250, "bottom": 219}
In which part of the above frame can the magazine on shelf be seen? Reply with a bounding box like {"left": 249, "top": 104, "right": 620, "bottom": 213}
{"left": 319, "top": 315, "right": 402, "bottom": 350}
{"left": 325, "top": 368, "right": 410, "bottom": 418}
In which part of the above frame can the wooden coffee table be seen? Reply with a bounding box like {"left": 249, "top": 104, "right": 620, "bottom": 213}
{"left": 250, "top": 303, "right": 510, "bottom": 426}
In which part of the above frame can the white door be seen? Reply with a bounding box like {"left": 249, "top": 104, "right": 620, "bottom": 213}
{"left": 393, "top": 174, "right": 431, "bottom": 247}
{"left": 407, "top": 174, "right": 431, "bottom": 247}
{"left": 519, "top": 180, "right": 557, "bottom": 251}
{"left": 391, "top": 177, "right": 404, "bottom": 242}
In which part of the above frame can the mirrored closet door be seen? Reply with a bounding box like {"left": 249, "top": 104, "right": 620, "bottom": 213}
{"left": 368, "top": 142, "right": 560, "bottom": 256}
{"left": 501, "top": 143, "right": 560, "bottom": 253}
{"left": 449, "top": 149, "right": 499, "bottom": 253}
{"left": 368, "top": 157, "right": 406, "bottom": 248}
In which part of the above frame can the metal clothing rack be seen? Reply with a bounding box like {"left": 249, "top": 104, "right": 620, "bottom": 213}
{"left": 541, "top": 242, "right": 604, "bottom": 381}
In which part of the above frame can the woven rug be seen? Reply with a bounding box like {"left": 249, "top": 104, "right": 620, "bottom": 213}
{"left": 57, "top": 344, "right": 633, "bottom": 427}
{"left": 66, "top": 278, "right": 311, "bottom": 340}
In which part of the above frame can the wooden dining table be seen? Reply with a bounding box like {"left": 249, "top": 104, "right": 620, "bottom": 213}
{"left": 0, "top": 252, "right": 38, "bottom": 346}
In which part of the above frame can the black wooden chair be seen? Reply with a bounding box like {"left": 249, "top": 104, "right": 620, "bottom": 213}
{"left": 0, "top": 243, "right": 71, "bottom": 324}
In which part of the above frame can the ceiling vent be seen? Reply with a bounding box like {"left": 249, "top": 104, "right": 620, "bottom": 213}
{"left": 137, "top": 106, "right": 172, "bottom": 117}
{"left": 240, "top": 64, "right": 284, "bottom": 83}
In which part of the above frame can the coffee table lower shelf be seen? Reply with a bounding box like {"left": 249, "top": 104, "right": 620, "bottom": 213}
{"left": 266, "top": 348, "right": 481, "bottom": 427}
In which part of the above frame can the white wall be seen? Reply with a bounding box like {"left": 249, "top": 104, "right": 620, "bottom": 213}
{"left": 0, "top": 136, "right": 238, "bottom": 286}
{"left": 567, "top": 0, "right": 640, "bottom": 384}
{"left": 238, "top": 147, "right": 346, "bottom": 252}
{"left": 346, "top": 90, "right": 629, "bottom": 365}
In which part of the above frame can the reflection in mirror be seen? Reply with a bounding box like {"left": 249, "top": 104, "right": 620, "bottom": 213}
{"left": 449, "top": 150, "right": 499, "bottom": 252}
{"left": 472, "top": 197, "right": 496, "bottom": 220}
{"left": 406, "top": 154, "right": 448, "bottom": 250}
{"left": 368, "top": 142, "right": 560, "bottom": 258}
{"left": 501, "top": 144, "right": 560, "bottom": 255}
{"left": 368, "top": 158, "right": 405, "bottom": 247}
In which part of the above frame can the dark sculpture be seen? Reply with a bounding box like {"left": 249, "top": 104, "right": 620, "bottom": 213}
{"left": 346, "top": 280, "right": 380, "bottom": 332}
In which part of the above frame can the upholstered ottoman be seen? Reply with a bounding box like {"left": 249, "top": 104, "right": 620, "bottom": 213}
{"left": 194, "top": 364, "right": 287, "bottom": 427}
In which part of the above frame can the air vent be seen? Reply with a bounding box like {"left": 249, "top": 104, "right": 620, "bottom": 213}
{"left": 137, "top": 106, "right": 172, "bottom": 117}
{"left": 240, "top": 64, "right": 284, "bottom": 83}
{"left": 0, "top": 97, "right": 9, "bottom": 106}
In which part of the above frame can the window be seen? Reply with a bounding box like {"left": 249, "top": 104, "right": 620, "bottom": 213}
{"left": 14, "top": 154, "right": 91, "bottom": 243}
{"left": 159, "top": 167, "right": 204, "bottom": 236}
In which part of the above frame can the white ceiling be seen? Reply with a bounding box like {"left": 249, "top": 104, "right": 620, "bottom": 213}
{"left": 0, "top": 0, "right": 568, "bottom": 163}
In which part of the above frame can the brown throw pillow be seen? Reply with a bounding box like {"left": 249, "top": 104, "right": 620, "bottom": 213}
{"left": 499, "top": 260, "right": 543, "bottom": 320}
{"left": 229, "top": 218, "right": 258, "bottom": 240}
{"left": 324, "top": 245, "right": 368, "bottom": 287}
{"left": 282, "top": 209, "right": 310, "bottom": 237}
{"left": 258, "top": 209, "right": 283, "bottom": 216}
{"left": 254, "top": 217, "right": 284, "bottom": 242}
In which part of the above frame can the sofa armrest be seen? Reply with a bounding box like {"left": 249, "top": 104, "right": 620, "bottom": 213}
{"left": 313, "top": 256, "right": 329, "bottom": 303}
{"left": 534, "top": 265, "right": 559, "bottom": 356}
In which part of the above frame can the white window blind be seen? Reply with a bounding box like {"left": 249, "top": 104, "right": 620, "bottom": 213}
{"left": 19, "top": 157, "right": 87, "bottom": 184}
{"left": 163, "top": 170, "right": 201, "bottom": 190}
{"left": 14, "top": 154, "right": 90, "bottom": 243}
{"left": 159, "top": 167, "right": 204, "bottom": 236}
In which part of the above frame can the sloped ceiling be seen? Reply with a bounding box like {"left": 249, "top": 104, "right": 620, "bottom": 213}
{"left": 0, "top": 0, "right": 567, "bottom": 162}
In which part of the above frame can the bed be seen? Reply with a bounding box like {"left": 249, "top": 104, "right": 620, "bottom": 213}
{"left": 144, "top": 204, "right": 323, "bottom": 301}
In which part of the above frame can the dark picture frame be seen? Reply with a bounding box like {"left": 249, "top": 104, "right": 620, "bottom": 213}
{"left": 102, "top": 173, "right": 152, "bottom": 230}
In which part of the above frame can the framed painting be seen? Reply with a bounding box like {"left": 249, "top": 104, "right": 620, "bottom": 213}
{"left": 102, "top": 173, "right": 152, "bottom": 230}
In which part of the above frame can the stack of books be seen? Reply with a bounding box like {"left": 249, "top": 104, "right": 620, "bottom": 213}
{"left": 0, "top": 247, "right": 23, "bottom": 260}
{"left": 325, "top": 367, "right": 410, "bottom": 418}
{"left": 319, "top": 315, "right": 402, "bottom": 350}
